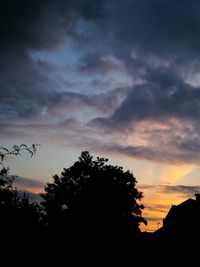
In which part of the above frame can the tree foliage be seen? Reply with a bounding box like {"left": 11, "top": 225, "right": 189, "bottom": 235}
{"left": 0, "top": 143, "right": 40, "bottom": 219}
{"left": 0, "top": 144, "right": 39, "bottom": 176}
{"left": 41, "top": 151, "right": 147, "bottom": 241}
{"left": 0, "top": 144, "right": 40, "bottom": 240}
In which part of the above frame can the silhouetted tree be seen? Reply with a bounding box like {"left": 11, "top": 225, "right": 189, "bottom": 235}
{"left": 0, "top": 144, "right": 40, "bottom": 240}
{"left": 0, "top": 144, "right": 39, "bottom": 171}
{"left": 41, "top": 151, "right": 147, "bottom": 249}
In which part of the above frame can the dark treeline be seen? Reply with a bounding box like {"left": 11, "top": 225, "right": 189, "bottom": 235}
{"left": 0, "top": 147, "right": 200, "bottom": 266}
{"left": 0, "top": 149, "right": 146, "bottom": 265}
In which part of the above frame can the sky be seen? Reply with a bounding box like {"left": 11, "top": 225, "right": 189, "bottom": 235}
{"left": 2, "top": 0, "right": 200, "bottom": 231}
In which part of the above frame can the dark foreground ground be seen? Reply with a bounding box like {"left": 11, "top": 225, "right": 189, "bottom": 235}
{"left": 1, "top": 231, "right": 200, "bottom": 267}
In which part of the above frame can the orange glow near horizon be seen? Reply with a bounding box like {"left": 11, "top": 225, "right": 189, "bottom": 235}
{"left": 6, "top": 140, "right": 200, "bottom": 233}
{"left": 139, "top": 183, "right": 197, "bottom": 232}
{"left": 28, "top": 187, "right": 44, "bottom": 194}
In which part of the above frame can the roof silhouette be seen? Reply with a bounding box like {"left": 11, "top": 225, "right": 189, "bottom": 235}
{"left": 155, "top": 194, "right": 200, "bottom": 240}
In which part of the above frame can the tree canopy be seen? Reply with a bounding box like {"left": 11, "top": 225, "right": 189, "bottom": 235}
{"left": 0, "top": 144, "right": 40, "bottom": 241}
{"left": 42, "top": 151, "right": 147, "bottom": 243}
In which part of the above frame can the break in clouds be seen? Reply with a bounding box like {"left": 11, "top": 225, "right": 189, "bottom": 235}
{"left": 2, "top": 0, "right": 200, "bottom": 164}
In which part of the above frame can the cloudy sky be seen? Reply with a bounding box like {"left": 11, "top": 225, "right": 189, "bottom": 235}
{"left": 2, "top": 0, "right": 200, "bottom": 231}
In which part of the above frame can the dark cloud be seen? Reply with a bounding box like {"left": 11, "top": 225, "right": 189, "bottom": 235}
{"left": 92, "top": 0, "right": 200, "bottom": 59}
{"left": 48, "top": 87, "right": 127, "bottom": 115}
{"left": 14, "top": 176, "right": 44, "bottom": 191}
{"left": 0, "top": 0, "right": 103, "bottom": 52}
{"left": 87, "top": 66, "right": 200, "bottom": 164}
{"left": 159, "top": 185, "right": 200, "bottom": 197}
{"left": 78, "top": 52, "right": 122, "bottom": 75}
{"left": 0, "top": 85, "right": 127, "bottom": 133}
{"left": 65, "top": 0, "right": 200, "bottom": 82}
{"left": 89, "top": 79, "right": 114, "bottom": 89}
{"left": 2, "top": 0, "right": 200, "bottom": 165}
{"left": 128, "top": 144, "right": 195, "bottom": 164}
{"left": 0, "top": 56, "right": 59, "bottom": 119}
{"left": 145, "top": 204, "right": 169, "bottom": 214}
{"left": 138, "top": 184, "right": 157, "bottom": 190}
{"left": 0, "top": 0, "right": 104, "bottom": 121}
{"left": 94, "top": 70, "right": 200, "bottom": 127}
{"left": 136, "top": 183, "right": 200, "bottom": 199}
